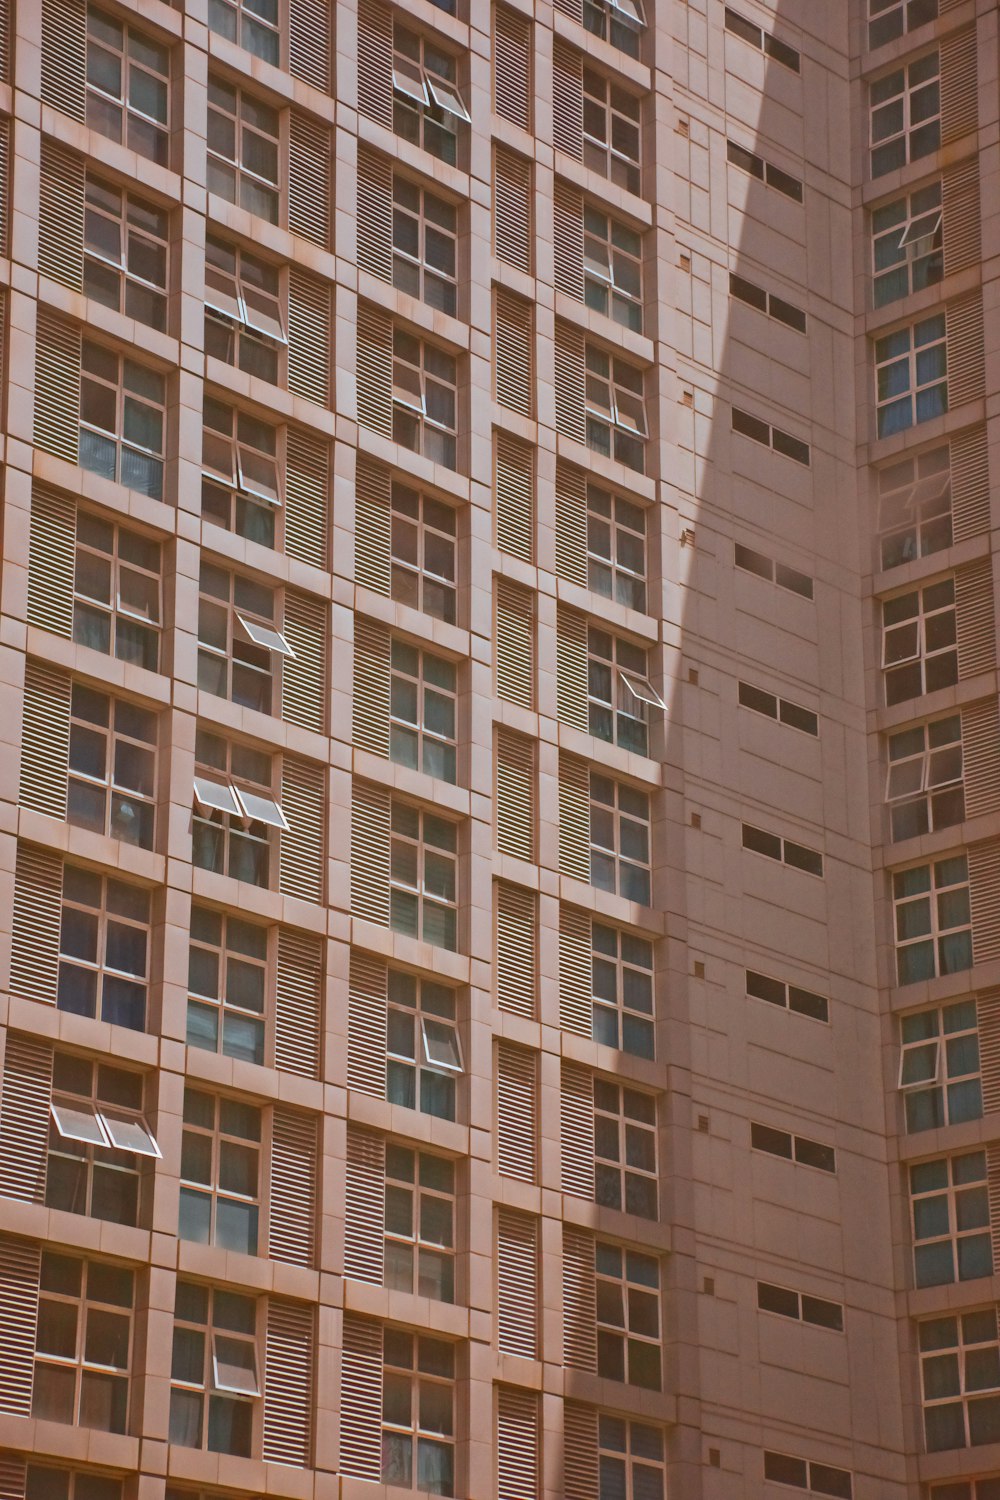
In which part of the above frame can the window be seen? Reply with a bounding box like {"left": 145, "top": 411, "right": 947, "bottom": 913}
{"left": 390, "top": 640, "right": 458, "bottom": 782}
{"left": 73, "top": 512, "right": 161, "bottom": 672}
{"left": 198, "top": 562, "right": 291, "bottom": 715}
{"left": 584, "top": 208, "right": 643, "bottom": 332}
{"left": 929, "top": 1481, "right": 1000, "bottom": 1500}
{"left": 878, "top": 445, "right": 952, "bottom": 570}
{"left": 920, "top": 1309, "right": 1000, "bottom": 1452}
{"left": 882, "top": 578, "right": 956, "bottom": 705}
{"left": 80, "top": 341, "right": 165, "bottom": 500}
{"left": 84, "top": 178, "right": 168, "bottom": 332}
{"left": 391, "top": 482, "right": 458, "bottom": 624}
{"left": 588, "top": 485, "right": 647, "bottom": 612}
{"left": 911, "top": 1151, "right": 991, "bottom": 1288}
{"left": 887, "top": 715, "right": 964, "bottom": 841}
{"left": 741, "top": 824, "right": 823, "bottom": 877}
{"left": 872, "top": 181, "right": 943, "bottom": 308}
{"left": 27, "top": 1467, "right": 123, "bottom": 1500}
{"left": 58, "top": 866, "right": 150, "bottom": 1031}
{"left": 393, "top": 330, "right": 459, "bottom": 469}
{"left": 590, "top": 773, "right": 651, "bottom": 905}
{"left": 756, "top": 1281, "right": 844, "bottom": 1331}
{"left": 870, "top": 53, "right": 940, "bottom": 178}
{"left": 726, "top": 141, "right": 803, "bottom": 202}
{"left": 729, "top": 272, "right": 806, "bottom": 332}
{"left": 592, "top": 921, "right": 655, "bottom": 1057}
{"left": 763, "top": 1452, "right": 853, "bottom": 1498}
{"left": 201, "top": 396, "right": 281, "bottom": 550}
{"left": 734, "top": 543, "right": 813, "bottom": 599}
{"left": 47, "top": 1052, "right": 158, "bottom": 1227}
{"left": 208, "top": 0, "right": 279, "bottom": 65}
{"left": 390, "top": 801, "right": 459, "bottom": 950}
{"left": 179, "top": 1087, "right": 261, "bottom": 1255}
{"left": 205, "top": 236, "right": 285, "bottom": 385}
{"left": 583, "top": 70, "right": 641, "bottom": 195}
{"left": 724, "top": 8, "right": 800, "bottom": 70}
{"left": 588, "top": 628, "right": 663, "bottom": 756}
{"left": 869, "top": 0, "right": 938, "bottom": 48}
{"left": 746, "top": 970, "right": 829, "bottom": 1023}
{"left": 598, "top": 1415, "right": 665, "bottom": 1500}
{"left": 86, "top": 8, "right": 169, "bottom": 165}
{"left": 750, "top": 1122, "right": 836, "bottom": 1173}
{"left": 393, "top": 26, "right": 469, "bottom": 166}
{"left": 385, "top": 1144, "right": 456, "bottom": 1303}
{"left": 382, "top": 1330, "right": 456, "bottom": 1495}
{"left": 586, "top": 347, "right": 647, "bottom": 473}
{"left": 738, "top": 681, "right": 818, "bottom": 736}
{"left": 387, "top": 969, "right": 463, "bottom": 1120}
{"left": 392, "top": 176, "right": 458, "bottom": 317}
{"left": 875, "top": 314, "right": 947, "bottom": 438}
{"left": 194, "top": 730, "right": 284, "bottom": 888}
{"left": 595, "top": 1242, "right": 661, "bottom": 1389}
{"left": 187, "top": 905, "right": 269, "bottom": 1067}
{"left": 900, "top": 998, "right": 981, "bottom": 1133}
{"left": 894, "top": 855, "right": 972, "bottom": 984}
{"left": 68, "top": 684, "right": 156, "bottom": 849}
{"left": 207, "top": 78, "right": 279, "bottom": 223}
{"left": 170, "top": 1281, "right": 259, "bottom": 1457}
{"left": 731, "top": 407, "right": 810, "bottom": 465}
{"left": 594, "top": 1079, "right": 658, "bottom": 1219}
{"left": 583, "top": 0, "right": 645, "bottom": 58}
{"left": 33, "top": 1253, "right": 133, "bottom": 1434}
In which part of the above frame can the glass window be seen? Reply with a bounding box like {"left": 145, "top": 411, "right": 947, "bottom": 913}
{"left": 595, "top": 1242, "right": 661, "bottom": 1389}
{"left": 390, "top": 800, "right": 459, "bottom": 951}
{"left": 893, "top": 855, "right": 972, "bottom": 986}
{"left": 58, "top": 866, "right": 151, "bottom": 1031}
{"left": 73, "top": 512, "right": 161, "bottom": 672}
{"left": 27, "top": 1467, "right": 123, "bottom": 1500}
{"left": 746, "top": 969, "right": 829, "bottom": 1023}
{"left": 33, "top": 1252, "right": 133, "bottom": 1433}
{"left": 870, "top": 53, "right": 941, "bottom": 178}
{"left": 67, "top": 684, "right": 157, "bottom": 849}
{"left": 583, "top": 69, "right": 641, "bottom": 195}
{"left": 201, "top": 396, "right": 281, "bottom": 550}
{"left": 392, "top": 26, "right": 469, "bottom": 166}
{"left": 598, "top": 1414, "right": 665, "bottom": 1500}
{"left": 875, "top": 314, "right": 947, "bottom": 438}
{"left": 881, "top": 578, "right": 956, "bottom": 705}
{"left": 179, "top": 1087, "right": 261, "bottom": 1256}
{"left": 390, "top": 482, "right": 458, "bottom": 624}
{"left": 80, "top": 341, "right": 165, "bottom": 500}
{"left": 584, "top": 0, "right": 645, "bottom": 57}
{"left": 886, "top": 715, "right": 964, "bottom": 842}
{"left": 585, "top": 345, "right": 647, "bottom": 473}
{"left": 193, "top": 729, "right": 282, "bottom": 889}
{"left": 86, "top": 8, "right": 169, "bottom": 165}
{"left": 207, "top": 77, "right": 280, "bottom": 223}
{"left": 920, "top": 1309, "right": 1000, "bottom": 1452}
{"left": 878, "top": 445, "right": 952, "bottom": 570}
{"left": 47, "top": 1052, "right": 157, "bottom": 1228}
{"left": 205, "top": 235, "right": 285, "bottom": 385}
{"left": 84, "top": 177, "right": 168, "bottom": 331}
{"left": 590, "top": 773, "right": 651, "bottom": 906}
{"left": 591, "top": 921, "right": 654, "bottom": 1058}
{"left": 390, "top": 639, "right": 458, "bottom": 783}
{"left": 387, "top": 969, "right": 463, "bottom": 1121}
{"left": 588, "top": 627, "right": 663, "bottom": 756}
{"left": 392, "top": 330, "right": 459, "bottom": 470}
{"left": 392, "top": 175, "right": 458, "bottom": 317}
{"left": 382, "top": 1330, "right": 456, "bottom": 1495}
{"left": 170, "top": 1280, "right": 259, "bottom": 1457}
{"left": 584, "top": 208, "right": 643, "bottom": 332}
{"left": 911, "top": 1150, "right": 991, "bottom": 1288}
{"left": 197, "top": 561, "right": 290, "bottom": 716}
{"left": 587, "top": 485, "right": 647, "bottom": 612}
{"left": 187, "top": 905, "right": 269, "bottom": 1067}
{"left": 872, "top": 181, "right": 943, "bottom": 308}
{"left": 869, "top": 0, "right": 938, "bottom": 49}
{"left": 208, "top": 0, "right": 279, "bottom": 65}
{"left": 594, "top": 1079, "right": 658, "bottom": 1220}
{"left": 899, "top": 999, "right": 982, "bottom": 1133}
{"left": 384, "top": 1144, "right": 456, "bottom": 1303}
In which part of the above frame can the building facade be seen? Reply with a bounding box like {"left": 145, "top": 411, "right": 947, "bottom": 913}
{"left": 0, "top": 0, "right": 994, "bottom": 1495}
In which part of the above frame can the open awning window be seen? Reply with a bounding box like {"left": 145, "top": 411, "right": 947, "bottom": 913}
{"left": 52, "top": 1102, "right": 161, "bottom": 1158}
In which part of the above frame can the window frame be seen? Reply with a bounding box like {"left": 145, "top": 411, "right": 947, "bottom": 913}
{"left": 587, "top": 483, "right": 647, "bottom": 612}
{"left": 206, "top": 75, "right": 281, "bottom": 224}
{"left": 392, "top": 172, "right": 459, "bottom": 318}
{"left": 910, "top": 1149, "right": 991, "bottom": 1289}
{"left": 381, "top": 1329, "right": 457, "bottom": 1494}
{"left": 741, "top": 823, "right": 824, "bottom": 877}
{"left": 207, "top": 0, "right": 281, "bottom": 66}
{"left": 877, "top": 443, "right": 952, "bottom": 570}
{"left": 596, "top": 1413, "right": 666, "bottom": 1500}
{"left": 591, "top": 920, "right": 655, "bottom": 1058}
{"left": 582, "top": 67, "right": 642, "bottom": 196}
{"left": 871, "top": 180, "right": 943, "bottom": 309}
{"left": 594, "top": 1077, "right": 659, "bottom": 1220}
{"left": 33, "top": 1251, "right": 134, "bottom": 1434}
{"left": 583, "top": 0, "right": 645, "bottom": 60}
{"left": 745, "top": 969, "right": 830, "bottom": 1023}
{"left": 197, "top": 559, "right": 291, "bottom": 717}
{"left": 73, "top": 510, "right": 162, "bottom": 673}
{"left": 205, "top": 233, "right": 286, "bottom": 386}
{"left": 67, "top": 683, "right": 158, "bottom": 850}
{"left": 920, "top": 1308, "right": 1000, "bottom": 1453}
{"left": 892, "top": 854, "right": 972, "bottom": 986}
{"left": 869, "top": 0, "right": 939, "bottom": 49}
{"left": 886, "top": 713, "right": 964, "bottom": 842}
{"left": 179, "top": 1087, "right": 263, "bottom": 1257}
{"left": 589, "top": 772, "right": 652, "bottom": 906}
{"left": 389, "top": 637, "right": 459, "bottom": 784}
{"left": 874, "top": 312, "right": 947, "bottom": 439}
{"left": 187, "top": 904, "right": 271, "bottom": 1068}
{"left": 585, "top": 344, "right": 648, "bottom": 474}
{"left": 595, "top": 1240, "right": 662, "bottom": 1390}
{"left": 756, "top": 1280, "right": 845, "bottom": 1332}
{"left": 384, "top": 1142, "right": 457, "bottom": 1304}
{"left": 583, "top": 206, "right": 644, "bottom": 332}
{"left": 80, "top": 340, "right": 167, "bottom": 501}
{"left": 83, "top": 175, "right": 169, "bottom": 332}
{"left": 386, "top": 968, "right": 464, "bottom": 1121}
{"left": 392, "top": 328, "right": 459, "bottom": 470}
{"left": 47, "top": 1052, "right": 159, "bottom": 1229}
{"left": 587, "top": 626, "right": 663, "bottom": 757}
{"left": 881, "top": 576, "right": 957, "bottom": 705}
{"left": 169, "top": 1280, "right": 261, "bottom": 1459}
{"left": 85, "top": 6, "right": 170, "bottom": 166}
{"left": 392, "top": 24, "right": 469, "bottom": 167}
{"left": 390, "top": 481, "right": 459, "bottom": 625}
{"left": 193, "top": 729, "right": 285, "bottom": 889}
{"left": 58, "top": 865, "right": 151, "bottom": 1031}
{"left": 899, "top": 998, "right": 982, "bottom": 1133}
{"left": 869, "top": 51, "right": 941, "bottom": 179}
{"left": 389, "top": 799, "right": 460, "bottom": 951}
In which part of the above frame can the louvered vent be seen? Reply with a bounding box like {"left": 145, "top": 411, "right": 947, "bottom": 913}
{"left": 282, "top": 589, "right": 328, "bottom": 734}
{"left": 978, "top": 987, "right": 1000, "bottom": 1116}
{"left": 340, "top": 1315, "right": 384, "bottom": 1480}
{"left": 497, "top": 1386, "right": 540, "bottom": 1500}
{"left": 962, "top": 700, "right": 1000, "bottom": 819}
{"left": 0, "top": 1453, "right": 26, "bottom": 1500}
{"left": 344, "top": 1124, "right": 386, "bottom": 1284}
{"left": 495, "top": 881, "right": 538, "bottom": 1018}
{"left": 0, "top": 1236, "right": 41, "bottom": 1418}
{"left": 495, "top": 432, "right": 534, "bottom": 562}
{"left": 33, "top": 311, "right": 80, "bottom": 464}
{"left": 288, "top": 113, "right": 331, "bottom": 249}
{"left": 262, "top": 1299, "right": 314, "bottom": 1468}
{"left": 555, "top": 461, "right": 588, "bottom": 586}
{"left": 986, "top": 1142, "right": 1000, "bottom": 1277}
{"left": 496, "top": 731, "right": 535, "bottom": 864}
{"left": 274, "top": 928, "right": 322, "bottom": 1079}
{"left": 279, "top": 758, "right": 325, "bottom": 905}
{"left": 27, "top": 485, "right": 75, "bottom": 638}
{"left": 940, "top": 28, "right": 978, "bottom": 145}
{"left": 353, "top": 618, "right": 391, "bottom": 757}
{"left": 41, "top": 0, "right": 86, "bottom": 120}
{"left": 495, "top": 577, "right": 535, "bottom": 709}
{"left": 559, "top": 904, "right": 592, "bottom": 1037}
{"left": 19, "top": 660, "right": 71, "bottom": 818}
{"left": 554, "top": 321, "right": 586, "bottom": 445}
{"left": 348, "top": 951, "right": 388, "bottom": 1096}
{"left": 951, "top": 426, "right": 990, "bottom": 543}
{"left": 560, "top": 1061, "right": 595, "bottom": 1198}
{"left": 496, "top": 1210, "right": 538, "bottom": 1357}
{"left": 284, "top": 427, "right": 330, "bottom": 571}
{"left": 564, "top": 1401, "right": 600, "bottom": 1500}
{"left": 496, "top": 1042, "right": 538, "bottom": 1182}
{"left": 495, "top": 289, "right": 534, "bottom": 417}
{"left": 287, "top": 270, "right": 333, "bottom": 408}
{"left": 357, "top": 0, "right": 393, "bottom": 129}
{"left": 942, "top": 159, "right": 981, "bottom": 277}
{"left": 969, "top": 842, "right": 1000, "bottom": 966}
{"left": 357, "top": 304, "right": 394, "bottom": 438}
{"left": 357, "top": 147, "right": 393, "bottom": 283}
{"left": 494, "top": 5, "right": 531, "bottom": 130}
{"left": 289, "top": 0, "right": 331, "bottom": 91}
{"left": 9, "top": 844, "right": 62, "bottom": 1005}
{"left": 553, "top": 182, "right": 585, "bottom": 300}
{"left": 556, "top": 604, "right": 589, "bottom": 731}
{"left": 269, "top": 1108, "right": 318, "bottom": 1267}
{"left": 562, "top": 1227, "right": 597, "bottom": 1371}
{"left": 558, "top": 753, "right": 591, "bottom": 883}
{"left": 0, "top": 117, "right": 10, "bottom": 259}
{"left": 946, "top": 293, "right": 985, "bottom": 411}
{"left": 955, "top": 559, "right": 996, "bottom": 680}
{"left": 0, "top": 1036, "right": 53, "bottom": 1205}
{"left": 351, "top": 781, "right": 391, "bottom": 925}
{"left": 552, "top": 44, "right": 584, "bottom": 160}
{"left": 38, "top": 142, "right": 84, "bottom": 291}
{"left": 494, "top": 149, "right": 533, "bottom": 275}
{"left": 355, "top": 456, "right": 392, "bottom": 596}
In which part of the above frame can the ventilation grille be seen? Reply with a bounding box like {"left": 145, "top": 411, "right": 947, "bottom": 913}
{"left": 19, "top": 660, "right": 71, "bottom": 819}
{"left": 33, "top": 311, "right": 80, "bottom": 464}
{"left": 351, "top": 781, "right": 391, "bottom": 925}
{"left": 496, "top": 1210, "right": 538, "bottom": 1358}
{"left": 289, "top": 0, "right": 331, "bottom": 90}
{"left": 9, "top": 844, "right": 62, "bottom": 1005}
{"left": 0, "top": 1236, "right": 41, "bottom": 1419}
{"left": 494, "top": 148, "right": 533, "bottom": 274}
{"left": 282, "top": 589, "right": 328, "bottom": 734}
{"left": 344, "top": 1124, "right": 386, "bottom": 1284}
{"left": 357, "top": 304, "right": 394, "bottom": 438}
{"left": 496, "top": 731, "right": 535, "bottom": 864}
{"left": 357, "top": 146, "right": 393, "bottom": 282}
{"left": 554, "top": 321, "right": 586, "bottom": 445}
{"left": 355, "top": 456, "right": 392, "bottom": 595}
{"left": 560, "top": 1061, "right": 595, "bottom": 1199}
{"left": 552, "top": 43, "right": 584, "bottom": 160}
{"left": 274, "top": 928, "right": 322, "bottom": 1079}
{"left": 495, "top": 577, "right": 535, "bottom": 709}
{"left": 41, "top": 0, "right": 86, "bottom": 120}
{"left": 495, "top": 432, "right": 534, "bottom": 563}
{"left": 279, "top": 758, "right": 325, "bottom": 905}
{"left": 285, "top": 428, "right": 330, "bottom": 571}
{"left": 0, "top": 1036, "right": 53, "bottom": 1205}
{"left": 348, "top": 951, "right": 388, "bottom": 1096}
{"left": 495, "top": 289, "right": 534, "bottom": 417}
{"left": 559, "top": 904, "right": 592, "bottom": 1037}
{"left": 288, "top": 113, "right": 331, "bottom": 249}
{"left": 558, "top": 753, "right": 591, "bottom": 883}
{"left": 27, "top": 484, "right": 75, "bottom": 638}
{"left": 496, "top": 881, "right": 538, "bottom": 1018}
{"left": 353, "top": 617, "right": 391, "bottom": 757}
{"left": 562, "top": 1227, "right": 597, "bottom": 1371}
{"left": 269, "top": 1108, "right": 318, "bottom": 1268}
{"left": 262, "top": 1299, "right": 314, "bottom": 1467}
{"left": 287, "top": 270, "right": 332, "bottom": 408}
{"left": 553, "top": 181, "right": 585, "bottom": 300}
{"left": 496, "top": 1042, "right": 538, "bottom": 1183}
{"left": 340, "top": 1314, "right": 384, "bottom": 1480}
{"left": 494, "top": 5, "right": 531, "bottom": 129}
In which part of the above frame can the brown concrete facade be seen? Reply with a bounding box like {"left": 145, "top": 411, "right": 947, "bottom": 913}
{"left": 0, "top": 0, "right": 995, "bottom": 1496}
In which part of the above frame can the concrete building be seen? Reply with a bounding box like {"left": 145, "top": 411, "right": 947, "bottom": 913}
{"left": 0, "top": 0, "right": 994, "bottom": 1494}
